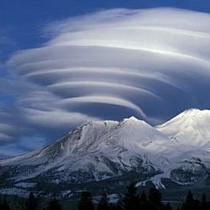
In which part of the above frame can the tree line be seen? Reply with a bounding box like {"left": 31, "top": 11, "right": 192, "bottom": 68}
{"left": 0, "top": 192, "right": 62, "bottom": 210}
{"left": 1, "top": 184, "right": 210, "bottom": 210}
{"left": 78, "top": 184, "right": 210, "bottom": 210}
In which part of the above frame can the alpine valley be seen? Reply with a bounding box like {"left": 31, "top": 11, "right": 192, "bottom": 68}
{"left": 1, "top": 109, "right": 210, "bottom": 200}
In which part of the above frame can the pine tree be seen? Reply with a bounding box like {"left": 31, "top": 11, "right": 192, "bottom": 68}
{"left": 148, "top": 187, "right": 162, "bottom": 205}
{"left": 121, "top": 183, "right": 140, "bottom": 210}
{"left": 115, "top": 202, "right": 123, "bottom": 210}
{"left": 201, "top": 193, "right": 207, "bottom": 210}
{"left": 140, "top": 192, "right": 147, "bottom": 204}
{"left": 165, "top": 202, "right": 172, "bottom": 210}
{"left": 26, "top": 192, "right": 38, "bottom": 210}
{"left": 47, "top": 199, "right": 62, "bottom": 210}
{"left": 148, "top": 187, "right": 163, "bottom": 210}
{"left": 97, "top": 192, "right": 108, "bottom": 210}
{"left": 78, "top": 191, "right": 95, "bottom": 210}
{"left": 140, "top": 191, "right": 150, "bottom": 210}
{"left": 181, "top": 190, "right": 200, "bottom": 210}
{"left": 2, "top": 199, "right": 10, "bottom": 210}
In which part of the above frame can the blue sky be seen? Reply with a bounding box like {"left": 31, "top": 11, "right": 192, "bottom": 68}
{"left": 1, "top": 0, "right": 210, "bottom": 156}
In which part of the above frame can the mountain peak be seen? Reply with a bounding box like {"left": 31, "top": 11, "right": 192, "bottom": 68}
{"left": 121, "top": 116, "right": 149, "bottom": 126}
{"left": 157, "top": 108, "right": 210, "bottom": 147}
{"left": 83, "top": 119, "right": 119, "bottom": 128}
{"left": 158, "top": 108, "right": 210, "bottom": 128}
{"left": 78, "top": 116, "right": 148, "bottom": 131}
{"left": 181, "top": 108, "right": 208, "bottom": 116}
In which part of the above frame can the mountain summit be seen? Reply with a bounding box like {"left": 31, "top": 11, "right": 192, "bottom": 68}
{"left": 157, "top": 108, "right": 210, "bottom": 147}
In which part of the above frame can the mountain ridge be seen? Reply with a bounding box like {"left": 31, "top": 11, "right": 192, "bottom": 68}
{"left": 1, "top": 108, "right": 210, "bottom": 197}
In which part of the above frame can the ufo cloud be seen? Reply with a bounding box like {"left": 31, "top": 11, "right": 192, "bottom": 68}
{"left": 3, "top": 8, "right": 210, "bottom": 152}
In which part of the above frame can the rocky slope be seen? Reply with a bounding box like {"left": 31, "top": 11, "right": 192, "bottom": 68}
{"left": 1, "top": 109, "right": 210, "bottom": 197}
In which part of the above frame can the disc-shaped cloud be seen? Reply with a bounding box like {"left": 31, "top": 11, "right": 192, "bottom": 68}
{"left": 5, "top": 8, "right": 210, "bottom": 150}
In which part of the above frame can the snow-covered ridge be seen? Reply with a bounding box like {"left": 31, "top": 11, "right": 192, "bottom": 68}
{"left": 157, "top": 108, "right": 210, "bottom": 147}
{"left": 1, "top": 109, "right": 210, "bottom": 192}
{"left": 157, "top": 108, "right": 210, "bottom": 128}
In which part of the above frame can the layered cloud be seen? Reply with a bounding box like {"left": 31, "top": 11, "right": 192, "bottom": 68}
{"left": 2, "top": 8, "right": 210, "bottom": 154}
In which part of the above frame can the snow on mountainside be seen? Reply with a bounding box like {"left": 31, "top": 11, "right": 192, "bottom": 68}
{"left": 155, "top": 109, "right": 210, "bottom": 186}
{"left": 0, "top": 117, "right": 171, "bottom": 182}
{"left": 1, "top": 109, "right": 210, "bottom": 196}
{"left": 157, "top": 109, "right": 210, "bottom": 148}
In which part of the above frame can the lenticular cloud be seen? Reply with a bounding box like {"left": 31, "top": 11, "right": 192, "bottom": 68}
{"left": 8, "top": 8, "right": 210, "bottom": 125}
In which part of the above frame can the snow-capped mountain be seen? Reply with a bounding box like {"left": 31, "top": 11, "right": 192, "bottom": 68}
{"left": 0, "top": 117, "right": 170, "bottom": 183}
{"left": 1, "top": 109, "right": 210, "bottom": 197}
{"left": 157, "top": 109, "right": 210, "bottom": 148}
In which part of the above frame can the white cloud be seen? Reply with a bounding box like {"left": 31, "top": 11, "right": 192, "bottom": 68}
{"left": 59, "top": 95, "right": 146, "bottom": 118}
{"left": 0, "top": 133, "right": 12, "bottom": 141}
{"left": 22, "top": 108, "right": 99, "bottom": 128}
{"left": 3, "top": 8, "right": 210, "bottom": 153}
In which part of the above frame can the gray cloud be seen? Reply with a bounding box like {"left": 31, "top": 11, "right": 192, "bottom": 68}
{"left": 2, "top": 7, "right": 210, "bottom": 154}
